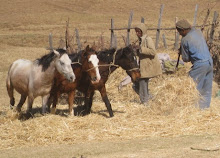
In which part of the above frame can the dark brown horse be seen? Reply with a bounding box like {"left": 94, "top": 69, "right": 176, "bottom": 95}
{"left": 47, "top": 45, "right": 100, "bottom": 115}
{"left": 78, "top": 45, "right": 141, "bottom": 117}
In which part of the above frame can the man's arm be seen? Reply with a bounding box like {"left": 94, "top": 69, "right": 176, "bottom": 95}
{"left": 181, "top": 42, "right": 190, "bottom": 62}
{"left": 141, "top": 37, "right": 156, "bottom": 56}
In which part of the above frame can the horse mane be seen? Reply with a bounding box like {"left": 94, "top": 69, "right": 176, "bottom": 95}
{"left": 37, "top": 49, "right": 66, "bottom": 71}
{"left": 97, "top": 48, "right": 116, "bottom": 63}
{"left": 68, "top": 53, "right": 80, "bottom": 63}
{"left": 97, "top": 46, "right": 132, "bottom": 63}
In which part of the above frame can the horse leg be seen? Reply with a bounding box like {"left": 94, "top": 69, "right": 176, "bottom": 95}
{"left": 87, "top": 91, "right": 94, "bottom": 114}
{"left": 16, "top": 95, "right": 27, "bottom": 112}
{"left": 26, "top": 96, "right": 34, "bottom": 115}
{"left": 46, "top": 94, "right": 53, "bottom": 113}
{"left": 6, "top": 80, "right": 15, "bottom": 109}
{"left": 68, "top": 91, "right": 75, "bottom": 115}
{"left": 99, "top": 86, "right": 114, "bottom": 117}
{"left": 84, "top": 87, "right": 94, "bottom": 115}
{"left": 51, "top": 91, "right": 60, "bottom": 114}
{"left": 42, "top": 95, "right": 50, "bottom": 114}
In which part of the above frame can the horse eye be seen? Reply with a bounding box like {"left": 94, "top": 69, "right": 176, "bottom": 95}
{"left": 60, "top": 61, "right": 64, "bottom": 65}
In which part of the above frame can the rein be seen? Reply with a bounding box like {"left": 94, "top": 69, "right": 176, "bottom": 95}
{"left": 71, "top": 54, "right": 82, "bottom": 65}
{"left": 71, "top": 61, "right": 82, "bottom": 65}
{"left": 126, "top": 67, "right": 139, "bottom": 71}
{"left": 86, "top": 50, "right": 119, "bottom": 73}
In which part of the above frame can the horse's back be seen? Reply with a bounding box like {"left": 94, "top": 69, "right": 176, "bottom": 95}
{"left": 7, "top": 59, "right": 33, "bottom": 95}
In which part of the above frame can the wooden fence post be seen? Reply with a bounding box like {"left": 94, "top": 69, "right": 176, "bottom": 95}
{"left": 110, "top": 18, "right": 115, "bottom": 48}
{"left": 209, "top": 11, "right": 219, "bottom": 44}
{"left": 141, "top": 17, "right": 145, "bottom": 23}
{"left": 100, "top": 33, "right": 104, "bottom": 50}
{"left": 162, "top": 34, "right": 167, "bottom": 49}
{"left": 201, "top": 9, "right": 210, "bottom": 32}
{"left": 75, "top": 28, "right": 81, "bottom": 52}
{"left": 126, "top": 11, "right": 133, "bottom": 46}
{"left": 155, "top": 4, "right": 164, "bottom": 49}
{"left": 174, "top": 33, "right": 180, "bottom": 50}
{"left": 193, "top": 4, "right": 198, "bottom": 27}
{"left": 114, "top": 34, "right": 117, "bottom": 49}
{"left": 174, "top": 17, "right": 179, "bottom": 50}
{"left": 49, "top": 33, "right": 53, "bottom": 50}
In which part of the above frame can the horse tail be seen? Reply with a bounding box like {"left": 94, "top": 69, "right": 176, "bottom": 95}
{"left": 6, "top": 64, "right": 15, "bottom": 107}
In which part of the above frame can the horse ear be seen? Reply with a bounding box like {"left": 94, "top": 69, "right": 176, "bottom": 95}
{"left": 85, "top": 45, "right": 90, "bottom": 51}
{"left": 83, "top": 45, "right": 90, "bottom": 57}
{"left": 53, "top": 50, "right": 60, "bottom": 57}
{"left": 91, "top": 44, "right": 97, "bottom": 51}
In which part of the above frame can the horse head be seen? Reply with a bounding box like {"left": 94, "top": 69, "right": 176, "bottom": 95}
{"left": 53, "top": 49, "right": 76, "bottom": 82}
{"left": 115, "top": 45, "right": 141, "bottom": 82}
{"left": 81, "top": 45, "right": 101, "bottom": 84}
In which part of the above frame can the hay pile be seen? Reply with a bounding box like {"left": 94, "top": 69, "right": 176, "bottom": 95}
{"left": 1, "top": 58, "right": 220, "bottom": 150}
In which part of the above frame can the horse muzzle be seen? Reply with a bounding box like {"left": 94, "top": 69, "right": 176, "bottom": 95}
{"left": 127, "top": 69, "right": 141, "bottom": 82}
{"left": 66, "top": 74, "right": 76, "bottom": 83}
{"left": 91, "top": 77, "right": 100, "bottom": 84}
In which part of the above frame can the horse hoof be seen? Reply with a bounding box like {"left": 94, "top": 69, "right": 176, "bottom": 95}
{"left": 16, "top": 107, "right": 21, "bottom": 112}
{"left": 51, "top": 108, "right": 56, "bottom": 114}
{"left": 9, "top": 105, "right": 14, "bottom": 110}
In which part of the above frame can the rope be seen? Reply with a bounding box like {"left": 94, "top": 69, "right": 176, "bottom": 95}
{"left": 71, "top": 61, "right": 82, "bottom": 65}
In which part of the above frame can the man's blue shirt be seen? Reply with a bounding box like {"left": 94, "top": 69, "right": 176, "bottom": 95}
{"left": 181, "top": 28, "right": 212, "bottom": 64}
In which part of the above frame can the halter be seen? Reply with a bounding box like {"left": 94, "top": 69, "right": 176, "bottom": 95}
{"left": 108, "top": 48, "right": 139, "bottom": 72}
{"left": 98, "top": 48, "right": 139, "bottom": 78}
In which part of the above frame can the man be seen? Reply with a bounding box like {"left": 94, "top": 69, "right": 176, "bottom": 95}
{"left": 133, "top": 23, "right": 162, "bottom": 105}
{"left": 176, "top": 19, "right": 213, "bottom": 109}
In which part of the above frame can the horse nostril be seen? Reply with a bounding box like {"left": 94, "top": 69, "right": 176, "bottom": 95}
{"left": 92, "top": 77, "right": 97, "bottom": 81}
{"left": 70, "top": 76, "right": 73, "bottom": 80}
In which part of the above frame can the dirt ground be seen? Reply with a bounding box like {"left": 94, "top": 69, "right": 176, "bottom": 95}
{"left": 0, "top": 0, "right": 220, "bottom": 157}
{"left": 1, "top": 135, "right": 220, "bottom": 158}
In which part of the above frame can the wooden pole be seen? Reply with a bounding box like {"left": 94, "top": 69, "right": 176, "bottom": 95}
{"left": 75, "top": 28, "right": 81, "bottom": 52}
{"left": 193, "top": 4, "right": 199, "bottom": 27}
{"left": 114, "top": 34, "right": 117, "bottom": 49}
{"left": 201, "top": 9, "right": 210, "bottom": 32}
{"left": 110, "top": 18, "right": 115, "bottom": 48}
{"left": 174, "top": 17, "right": 180, "bottom": 50}
{"left": 49, "top": 33, "right": 53, "bottom": 50}
{"left": 155, "top": 4, "right": 164, "bottom": 49}
{"left": 141, "top": 17, "right": 145, "bottom": 23}
{"left": 109, "top": 23, "right": 212, "bottom": 31}
{"left": 209, "top": 11, "right": 219, "bottom": 44}
{"left": 174, "top": 33, "right": 180, "bottom": 50}
{"left": 126, "top": 11, "right": 133, "bottom": 46}
{"left": 100, "top": 33, "right": 104, "bottom": 51}
{"left": 162, "top": 34, "right": 167, "bottom": 49}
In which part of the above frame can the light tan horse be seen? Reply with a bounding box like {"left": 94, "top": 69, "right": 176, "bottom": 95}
{"left": 6, "top": 49, "right": 75, "bottom": 115}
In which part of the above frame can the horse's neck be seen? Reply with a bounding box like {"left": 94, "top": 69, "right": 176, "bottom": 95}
{"left": 40, "top": 61, "right": 56, "bottom": 83}
{"left": 99, "top": 60, "right": 118, "bottom": 79}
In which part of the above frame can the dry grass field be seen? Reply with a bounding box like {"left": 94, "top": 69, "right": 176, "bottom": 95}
{"left": 0, "top": 0, "right": 220, "bottom": 157}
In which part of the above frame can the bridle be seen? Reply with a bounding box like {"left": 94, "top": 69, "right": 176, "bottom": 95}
{"left": 70, "top": 51, "right": 100, "bottom": 72}
{"left": 98, "top": 48, "right": 139, "bottom": 77}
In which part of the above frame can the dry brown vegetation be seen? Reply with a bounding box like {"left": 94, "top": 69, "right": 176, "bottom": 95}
{"left": 0, "top": 0, "right": 220, "bottom": 157}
